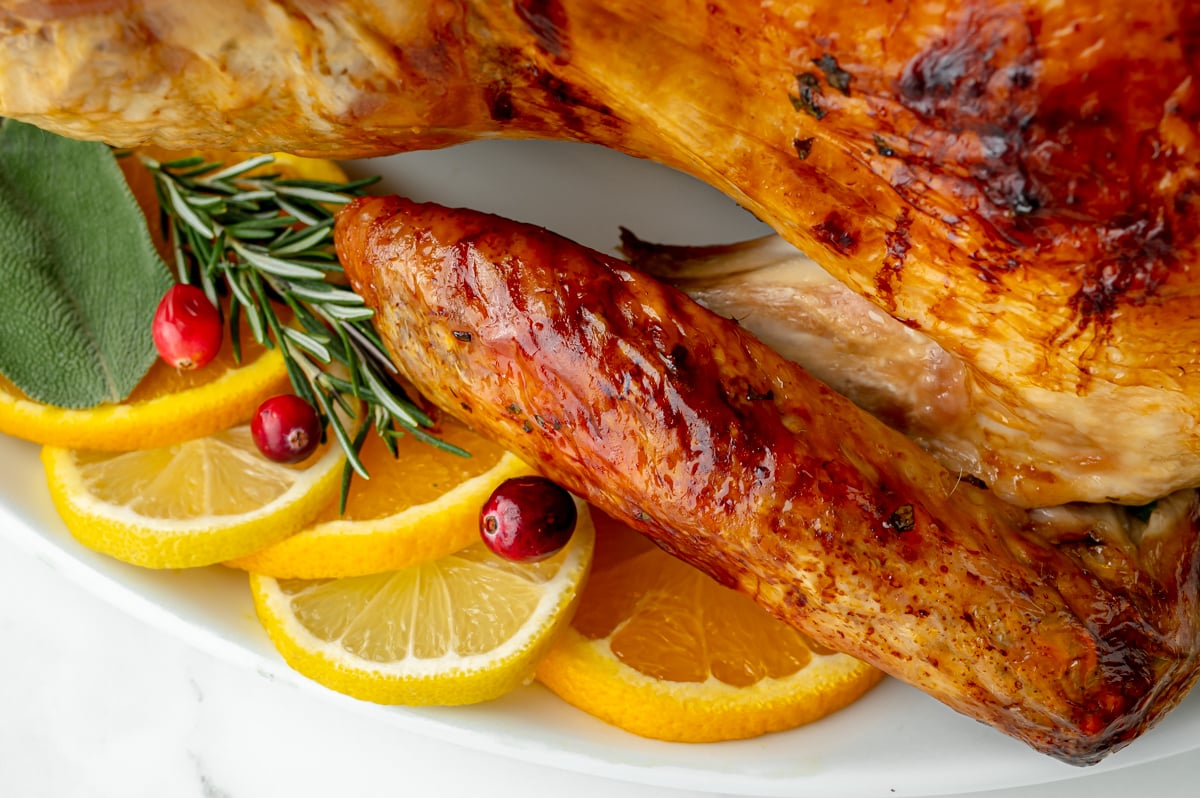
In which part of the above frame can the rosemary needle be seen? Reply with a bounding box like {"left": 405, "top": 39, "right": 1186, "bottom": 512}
{"left": 142, "top": 153, "right": 466, "bottom": 510}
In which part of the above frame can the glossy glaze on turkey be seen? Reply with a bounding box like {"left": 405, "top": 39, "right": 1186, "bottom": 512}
{"left": 336, "top": 195, "right": 1200, "bottom": 765}
{"left": 1, "top": 0, "right": 1196, "bottom": 505}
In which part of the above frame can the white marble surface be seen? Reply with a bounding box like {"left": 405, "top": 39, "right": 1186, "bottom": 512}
{"left": 1, "top": 528, "right": 1197, "bottom": 798}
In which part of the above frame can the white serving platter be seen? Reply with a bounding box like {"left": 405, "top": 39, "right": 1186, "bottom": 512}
{"left": 1, "top": 139, "right": 1197, "bottom": 797}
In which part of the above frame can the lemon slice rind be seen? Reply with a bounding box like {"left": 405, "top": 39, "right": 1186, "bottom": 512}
{"left": 249, "top": 502, "right": 595, "bottom": 706}
{"left": 41, "top": 431, "right": 346, "bottom": 570}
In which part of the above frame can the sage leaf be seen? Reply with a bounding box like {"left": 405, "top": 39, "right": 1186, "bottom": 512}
{"left": 0, "top": 120, "right": 172, "bottom": 408}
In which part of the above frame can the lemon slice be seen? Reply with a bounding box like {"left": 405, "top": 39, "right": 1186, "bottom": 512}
{"left": 536, "top": 512, "right": 883, "bottom": 742}
{"left": 227, "top": 418, "right": 538, "bottom": 578}
{"left": 267, "top": 153, "right": 353, "bottom": 184}
{"left": 249, "top": 504, "right": 594, "bottom": 706}
{"left": 41, "top": 425, "right": 346, "bottom": 569}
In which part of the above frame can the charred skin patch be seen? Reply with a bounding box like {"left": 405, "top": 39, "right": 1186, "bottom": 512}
{"left": 791, "top": 72, "right": 827, "bottom": 120}
{"left": 514, "top": 0, "right": 569, "bottom": 60}
{"left": 812, "top": 211, "right": 858, "bottom": 256}
{"left": 793, "top": 136, "right": 815, "bottom": 160}
{"left": 1069, "top": 223, "right": 1175, "bottom": 320}
{"left": 502, "top": 61, "right": 618, "bottom": 137}
{"left": 813, "top": 52, "right": 853, "bottom": 96}
{"left": 895, "top": 4, "right": 1043, "bottom": 221}
{"left": 533, "top": 67, "right": 612, "bottom": 116}
{"left": 875, "top": 209, "right": 912, "bottom": 306}
{"left": 891, "top": 2, "right": 1198, "bottom": 329}
{"left": 1034, "top": 60, "right": 1194, "bottom": 323}
{"left": 484, "top": 81, "right": 516, "bottom": 121}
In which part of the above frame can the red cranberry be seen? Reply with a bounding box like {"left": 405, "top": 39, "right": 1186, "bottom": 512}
{"left": 152, "top": 284, "right": 223, "bottom": 370}
{"left": 251, "top": 395, "right": 322, "bottom": 464}
{"left": 480, "top": 476, "right": 577, "bottom": 563}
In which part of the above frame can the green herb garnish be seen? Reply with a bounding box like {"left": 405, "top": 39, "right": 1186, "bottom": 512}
{"left": 0, "top": 120, "right": 172, "bottom": 407}
{"left": 812, "top": 53, "right": 853, "bottom": 96}
{"left": 143, "top": 153, "right": 465, "bottom": 508}
{"left": 790, "top": 73, "right": 827, "bottom": 121}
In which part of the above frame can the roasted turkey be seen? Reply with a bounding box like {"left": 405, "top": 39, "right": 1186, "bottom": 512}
{"left": 1, "top": 0, "right": 1197, "bottom": 506}
{"left": 619, "top": 232, "right": 1194, "bottom": 510}
{"left": 2, "top": 0, "right": 1200, "bottom": 763}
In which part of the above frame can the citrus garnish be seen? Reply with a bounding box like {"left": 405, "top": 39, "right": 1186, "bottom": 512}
{"left": 248, "top": 504, "right": 594, "bottom": 706}
{"left": 0, "top": 321, "right": 288, "bottom": 451}
{"left": 41, "top": 424, "right": 346, "bottom": 569}
{"left": 267, "top": 152, "right": 353, "bottom": 184}
{"left": 0, "top": 148, "right": 348, "bottom": 451}
{"left": 535, "top": 512, "right": 884, "bottom": 742}
{"left": 228, "top": 417, "right": 537, "bottom": 578}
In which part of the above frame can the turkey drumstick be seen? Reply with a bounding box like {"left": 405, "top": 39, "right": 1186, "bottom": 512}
{"left": 335, "top": 195, "right": 1200, "bottom": 765}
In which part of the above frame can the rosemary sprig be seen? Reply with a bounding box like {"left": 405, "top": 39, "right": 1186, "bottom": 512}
{"left": 141, "top": 153, "right": 465, "bottom": 509}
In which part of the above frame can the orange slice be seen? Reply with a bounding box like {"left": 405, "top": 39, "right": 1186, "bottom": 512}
{"left": 536, "top": 512, "right": 884, "bottom": 742}
{"left": 0, "top": 326, "right": 287, "bottom": 451}
{"left": 227, "top": 418, "right": 537, "bottom": 578}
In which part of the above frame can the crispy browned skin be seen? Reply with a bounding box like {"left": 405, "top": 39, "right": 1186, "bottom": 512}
{"left": 1, "top": 0, "right": 1198, "bottom": 506}
{"left": 336, "top": 195, "right": 1200, "bottom": 764}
